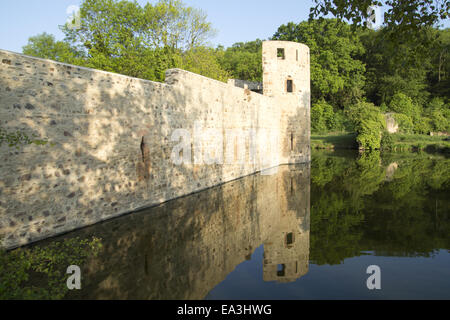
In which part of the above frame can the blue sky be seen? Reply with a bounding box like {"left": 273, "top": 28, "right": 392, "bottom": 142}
{"left": 0, "top": 0, "right": 314, "bottom": 53}
{"left": 1, "top": 1, "right": 448, "bottom": 54}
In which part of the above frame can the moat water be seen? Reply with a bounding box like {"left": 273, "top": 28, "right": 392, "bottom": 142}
{"left": 3, "top": 151, "right": 450, "bottom": 299}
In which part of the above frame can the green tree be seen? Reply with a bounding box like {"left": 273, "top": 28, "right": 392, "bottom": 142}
{"left": 22, "top": 32, "right": 85, "bottom": 65}
{"left": 392, "top": 113, "right": 415, "bottom": 133}
{"left": 427, "top": 28, "right": 450, "bottom": 98}
{"left": 181, "top": 46, "right": 230, "bottom": 82}
{"left": 272, "top": 19, "right": 366, "bottom": 108}
{"left": 361, "top": 28, "right": 434, "bottom": 107}
{"left": 389, "top": 92, "right": 421, "bottom": 117}
{"left": 310, "top": 0, "right": 449, "bottom": 34}
{"left": 346, "top": 101, "right": 386, "bottom": 150}
{"left": 311, "top": 99, "right": 337, "bottom": 133}
{"left": 59, "top": 0, "right": 217, "bottom": 81}
{"left": 218, "top": 40, "right": 263, "bottom": 82}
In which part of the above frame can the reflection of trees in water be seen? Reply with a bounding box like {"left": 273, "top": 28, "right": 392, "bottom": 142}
{"left": 0, "top": 237, "right": 102, "bottom": 300}
{"left": 310, "top": 151, "right": 450, "bottom": 265}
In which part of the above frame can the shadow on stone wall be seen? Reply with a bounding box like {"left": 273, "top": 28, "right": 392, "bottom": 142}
{"left": 0, "top": 52, "right": 252, "bottom": 249}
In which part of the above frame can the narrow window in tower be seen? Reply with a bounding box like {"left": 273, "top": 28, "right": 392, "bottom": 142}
{"left": 277, "top": 264, "right": 286, "bottom": 277}
{"left": 277, "top": 48, "right": 285, "bottom": 60}
{"left": 286, "top": 232, "right": 294, "bottom": 247}
{"left": 296, "top": 49, "right": 298, "bottom": 61}
{"left": 287, "top": 79, "right": 293, "bottom": 93}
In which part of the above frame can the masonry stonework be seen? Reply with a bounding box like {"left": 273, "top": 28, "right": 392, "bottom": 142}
{"left": 0, "top": 40, "right": 310, "bottom": 249}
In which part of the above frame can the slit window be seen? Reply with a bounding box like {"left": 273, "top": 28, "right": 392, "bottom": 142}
{"left": 291, "top": 132, "right": 294, "bottom": 151}
{"left": 277, "top": 48, "right": 285, "bottom": 60}
{"left": 287, "top": 80, "right": 293, "bottom": 93}
{"left": 296, "top": 49, "right": 298, "bottom": 61}
{"left": 290, "top": 177, "right": 294, "bottom": 194}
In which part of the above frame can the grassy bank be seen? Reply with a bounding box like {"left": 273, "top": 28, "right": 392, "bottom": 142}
{"left": 311, "top": 133, "right": 450, "bottom": 153}
{"left": 389, "top": 134, "right": 450, "bottom": 153}
{"left": 311, "top": 133, "right": 358, "bottom": 150}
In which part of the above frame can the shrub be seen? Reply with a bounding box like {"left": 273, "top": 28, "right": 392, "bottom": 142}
{"left": 413, "top": 116, "right": 433, "bottom": 134}
{"left": 311, "top": 100, "right": 336, "bottom": 133}
{"left": 389, "top": 92, "right": 421, "bottom": 118}
{"left": 427, "top": 97, "right": 446, "bottom": 112}
{"left": 346, "top": 101, "right": 386, "bottom": 150}
{"left": 392, "top": 113, "right": 414, "bottom": 134}
{"left": 431, "top": 110, "right": 449, "bottom": 132}
{"left": 423, "top": 97, "right": 449, "bottom": 132}
{"left": 356, "top": 120, "right": 382, "bottom": 150}
{"left": 381, "top": 131, "right": 394, "bottom": 151}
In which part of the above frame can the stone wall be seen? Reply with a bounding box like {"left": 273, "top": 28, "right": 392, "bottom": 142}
{"left": 0, "top": 40, "right": 310, "bottom": 249}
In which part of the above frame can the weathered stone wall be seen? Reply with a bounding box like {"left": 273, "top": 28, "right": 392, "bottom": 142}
{"left": 0, "top": 40, "right": 310, "bottom": 249}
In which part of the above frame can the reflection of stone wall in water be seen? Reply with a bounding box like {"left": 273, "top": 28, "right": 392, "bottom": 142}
{"left": 56, "top": 165, "right": 310, "bottom": 300}
{"left": 0, "top": 40, "right": 310, "bottom": 249}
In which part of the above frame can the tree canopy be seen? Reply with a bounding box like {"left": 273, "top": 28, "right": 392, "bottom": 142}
{"left": 310, "top": 0, "right": 449, "bottom": 31}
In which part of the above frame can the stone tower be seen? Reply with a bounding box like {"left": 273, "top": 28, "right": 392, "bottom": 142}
{"left": 262, "top": 41, "right": 310, "bottom": 99}
{"left": 262, "top": 40, "right": 311, "bottom": 165}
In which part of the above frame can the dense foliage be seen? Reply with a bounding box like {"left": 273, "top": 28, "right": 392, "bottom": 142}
{"left": 346, "top": 101, "right": 387, "bottom": 150}
{"left": 23, "top": 0, "right": 225, "bottom": 83}
{"left": 217, "top": 40, "right": 263, "bottom": 82}
{"left": 273, "top": 19, "right": 366, "bottom": 108}
{"left": 310, "top": 0, "right": 449, "bottom": 36}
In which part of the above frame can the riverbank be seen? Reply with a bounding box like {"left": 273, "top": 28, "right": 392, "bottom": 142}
{"left": 311, "top": 133, "right": 450, "bottom": 153}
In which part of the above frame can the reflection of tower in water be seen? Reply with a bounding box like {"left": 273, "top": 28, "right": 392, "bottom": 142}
{"left": 263, "top": 165, "right": 310, "bottom": 283}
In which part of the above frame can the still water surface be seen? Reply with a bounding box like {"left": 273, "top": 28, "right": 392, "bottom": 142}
{"left": 8, "top": 151, "right": 450, "bottom": 299}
